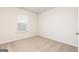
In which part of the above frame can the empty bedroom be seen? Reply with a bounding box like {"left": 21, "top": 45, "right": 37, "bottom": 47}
{"left": 0, "top": 7, "right": 78, "bottom": 52}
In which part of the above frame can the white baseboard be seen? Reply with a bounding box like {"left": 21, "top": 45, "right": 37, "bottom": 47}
{"left": 38, "top": 35, "right": 78, "bottom": 47}
{"left": 0, "top": 35, "right": 78, "bottom": 48}
{"left": 0, "top": 35, "right": 36, "bottom": 45}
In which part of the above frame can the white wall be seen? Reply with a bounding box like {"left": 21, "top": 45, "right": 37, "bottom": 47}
{"left": 0, "top": 8, "right": 37, "bottom": 44}
{"left": 38, "top": 7, "right": 78, "bottom": 47}
{"left": 78, "top": 8, "right": 79, "bottom": 51}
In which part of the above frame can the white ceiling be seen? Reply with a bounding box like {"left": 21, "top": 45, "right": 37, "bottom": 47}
{"left": 23, "top": 7, "right": 54, "bottom": 13}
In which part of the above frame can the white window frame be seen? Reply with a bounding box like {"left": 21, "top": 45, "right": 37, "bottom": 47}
{"left": 17, "top": 15, "right": 28, "bottom": 32}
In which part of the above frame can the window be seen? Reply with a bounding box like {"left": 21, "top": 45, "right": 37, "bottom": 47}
{"left": 17, "top": 15, "right": 28, "bottom": 32}
{"left": 17, "top": 23, "right": 27, "bottom": 32}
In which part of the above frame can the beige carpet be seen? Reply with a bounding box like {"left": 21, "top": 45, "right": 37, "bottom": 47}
{"left": 0, "top": 36, "right": 78, "bottom": 52}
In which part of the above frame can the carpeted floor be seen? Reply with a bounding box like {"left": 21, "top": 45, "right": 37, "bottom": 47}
{"left": 0, "top": 36, "right": 78, "bottom": 52}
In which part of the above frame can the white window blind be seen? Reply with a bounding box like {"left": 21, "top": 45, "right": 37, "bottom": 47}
{"left": 17, "top": 15, "right": 28, "bottom": 32}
